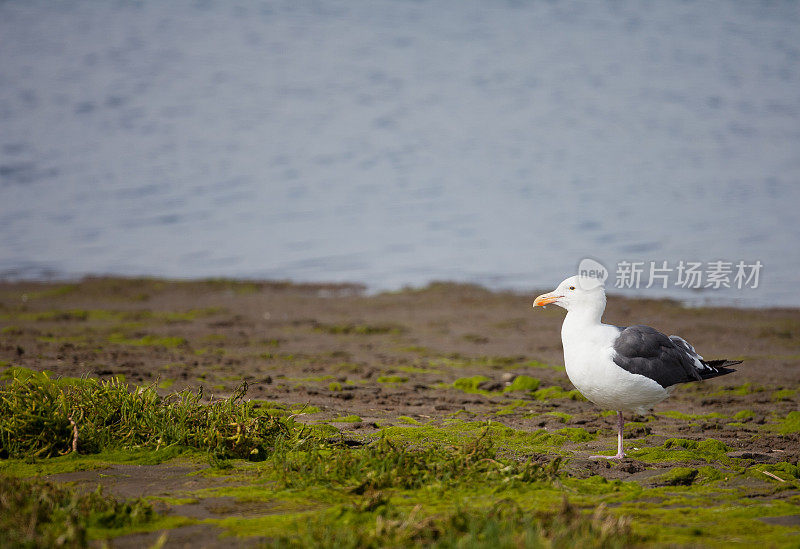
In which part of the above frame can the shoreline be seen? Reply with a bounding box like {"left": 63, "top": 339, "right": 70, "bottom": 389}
{"left": 0, "top": 274, "right": 794, "bottom": 311}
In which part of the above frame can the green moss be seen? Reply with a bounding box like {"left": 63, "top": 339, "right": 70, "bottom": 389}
{"left": 546, "top": 411, "right": 573, "bottom": 423}
{"left": 333, "top": 415, "right": 362, "bottom": 423}
{"left": 770, "top": 388, "right": 797, "bottom": 401}
{"left": 769, "top": 411, "right": 800, "bottom": 434}
{"left": 452, "top": 375, "right": 490, "bottom": 393}
{"left": 22, "top": 284, "right": 78, "bottom": 300}
{"left": 313, "top": 322, "right": 405, "bottom": 335}
{"left": 290, "top": 404, "right": 321, "bottom": 415}
{"left": 623, "top": 421, "right": 651, "bottom": 437}
{"left": 495, "top": 400, "right": 528, "bottom": 416}
{"left": 395, "top": 345, "right": 432, "bottom": 355}
{"left": 503, "top": 375, "right": 540, "bottom": 393}
{"left": 555, "top": 427, "right": 594, "bottom": 442}
{"left": 37, "top": 334, "right": 89, "bottom": 344}
{"left": 376, "top": 419, "right": 586, "bottom": 454}
{"left": 429, "top": 355, "right": 537, "bottom": 371}
{"left": 377, "top": 375, "right": 408, "bottom": 384}
{"left": 629, "top": 438, "right": 730, "bottom": 463}
{"left": 696, "top": 466, "right": 724, "bottom": 483}
{"left": 733, "top": 409, "right": 756, "bottom": 421}
{"left": 653, "top": 467, "right": 699, "bottom": 486}
{"left": 252, "top": 497, "right": 635, "bottom": 547}
{"left": 108, "top": 333, "right": 187, "bottom": 348}
{"left": 659, "top": 411, "right": 726, "bottom": 421}
{"left": 753, "top": 461, "right": 800, "bottom": 481}
{"left": 328, "top": 381, "right": 342, "bottom": 391}
{"left": 2, "top": 307, "right": 220, "bottom": 324}
{"left": 532, "top": 385, "right": 585, "bottom": 401}
{"left": 396, "top": 416, "right": 423, "bottom": 425}
{"left": 1, "top": 365, "right": 42, "bottom": 381}
{"left": 711, "top": 382, "right": 760, "bottom": 396}
{"left": 157, "top": 379, "right": 175, "bottom": 389}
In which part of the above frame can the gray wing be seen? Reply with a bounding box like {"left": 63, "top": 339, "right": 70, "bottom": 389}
{"left": 611, "top": 325, "right": 703, "bottom": 388}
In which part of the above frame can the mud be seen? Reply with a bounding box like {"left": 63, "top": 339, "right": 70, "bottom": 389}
{"left": 1, "top": 278, "right": 799, "bottom": 545}
{"left": 1, "top": 278, "right": 797, "bottom": 449}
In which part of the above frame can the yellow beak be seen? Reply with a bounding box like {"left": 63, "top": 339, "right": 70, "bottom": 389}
{"left": 532, "top": 293, "right": 562, "bottom": 307}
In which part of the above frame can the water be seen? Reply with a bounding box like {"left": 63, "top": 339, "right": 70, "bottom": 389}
{"left": 1, "top": 0, "right": 799, "bottom": 307}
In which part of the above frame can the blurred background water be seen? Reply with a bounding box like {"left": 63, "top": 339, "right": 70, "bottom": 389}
{"left": 1, "top": 0, "right": 799, "bottom": 306}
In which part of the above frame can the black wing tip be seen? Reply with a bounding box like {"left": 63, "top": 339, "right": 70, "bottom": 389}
{"left": 699, "top": 365, "right": 737, "bottom": 380}
{"left": 705, "top": 359, "right": 743, "bottom": 368}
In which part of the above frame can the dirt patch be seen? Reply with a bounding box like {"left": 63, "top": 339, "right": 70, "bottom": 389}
{"left": 107, "top": 524, "right": 256, "bottom": 549}
{"left": 48, "top": 464, "right": 223, "bottom": 500}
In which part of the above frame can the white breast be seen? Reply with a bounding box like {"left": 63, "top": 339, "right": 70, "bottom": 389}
{"left": 561, "top": 321, "right": 670, "bottom": 414}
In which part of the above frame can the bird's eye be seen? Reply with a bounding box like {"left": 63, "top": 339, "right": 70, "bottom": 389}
{"left": 569, "top": 286, "right": 575, "bottom": 290}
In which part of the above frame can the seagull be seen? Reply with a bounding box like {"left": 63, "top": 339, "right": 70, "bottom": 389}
{"left": 532, "top": 275, "right": 740, "bottom": 459}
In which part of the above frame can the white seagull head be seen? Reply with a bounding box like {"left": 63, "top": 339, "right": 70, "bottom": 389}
{"left": 532, "top": 275, "right": 606, "bottom": 313}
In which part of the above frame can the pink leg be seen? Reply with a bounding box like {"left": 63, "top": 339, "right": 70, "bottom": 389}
{"left": 589, "top": 411, "right": 626, "bottom": 460}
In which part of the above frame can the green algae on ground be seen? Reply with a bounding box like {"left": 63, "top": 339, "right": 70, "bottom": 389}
{"left": 711, "top": 382, "right": 762, "bottom": 397}
{"left": 503, "top": 374, "right": 540, "bottom": 392}
{"left": 377, "top": 420, "right": 594, "bottom": 455}
{"left": 652, "top": 466, "right": 699, "bottom": 486}
{"left": 771, "top": 388, "right": 798, "bottom": 401}
{"left": 157, "top": 378, "right": 175, "bottom": 389}
{"left": 3, "top": 391, "right": 799, "bottom": 548}
{"left": 332, "top": 415, "right": 362, "bottom": 423}
{"left": 0, "top": 447, "right": 194, "bottom": 478}
{"left": 495, "top": 400, "right": 528, "bottom": 416}
{"left": 629, "top": 438, "right": 730, "bottom": 463}
{"left": 733, "top": 409, "right": 756, "bottom": 421}
{"left": 769, "top": 411, "right": 800, "bottom": 434}
{"left": 107, "top": 333, "right": 187, "bottom": 348}
{"left": 451, "top": 375, "right": 491, "bottom": 393}
{"left": 659, "top": 411, "right": 727, "bottom": 421}
{"left": 1, "top": 307, "right": 222, "bottom": 324}
{"left": 3, "top": 278, "right": 800, "bottom": 548}
{"left": 532, "top": 385, "right": 585, "bottom": 401}
{"left": 623, "top": 420, "right": 651, "bottom": 437}
{"left": 0, "top": 474, "right": 167, "bottom": 547}
{"left": 261, "top": 498, "right": 635, "bottom": 548}
{"left": 313, "top": 322, "right": 405, "bottom": 335}
{"left": 396, "top": 416, "right": 423, "bottom": 425}
{"left": 546, "top": 411, "right": 573, "bottom": 423}
{"left": 377, "top": 375, "right": 409, "bottom": 383}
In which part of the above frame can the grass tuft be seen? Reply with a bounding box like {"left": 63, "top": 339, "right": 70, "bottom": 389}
{"left": 0, "top": 370, "right": 294, "bottom": 460}
{"left": 272, "top": 498, "right": 634, "bottom": 548}
{"left": 0, "top": 475, "right": 154, "bottom": 547}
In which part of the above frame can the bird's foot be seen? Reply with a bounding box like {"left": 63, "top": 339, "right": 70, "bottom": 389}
{"left": 589, "top": 453, "right": 626, "bottom": 460}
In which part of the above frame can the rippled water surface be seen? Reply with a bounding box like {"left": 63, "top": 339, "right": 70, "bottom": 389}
{"left": 1, "top": 1, "right": 799, "bottom": 306}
